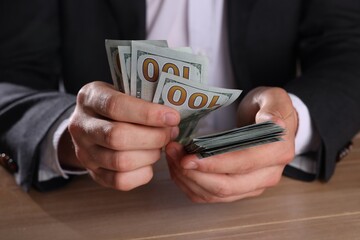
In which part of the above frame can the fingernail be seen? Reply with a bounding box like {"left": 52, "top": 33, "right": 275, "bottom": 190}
{"left": 171, "top": 127, "right": 179, "bottom": 140}
{"left": 183, "top": 161, "right": 198, "bottom": 170}
{"left": 258, "top": 112, "right": 286, "bottom": 128}
{"left": 164, "top": 112, "right": 178, "bottom": 126}
{"left": 257, "top": 112, "right": 274, "bottom": 121}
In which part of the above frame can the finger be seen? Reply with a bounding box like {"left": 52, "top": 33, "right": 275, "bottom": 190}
{"left": 89, "top": 166, "right": 153, "bottom": 191}
{"left": 167, "top": 159, "right": 206, "bottom": 203}
{"left": 166, "top": 146, "right": 270, "bottom": 203}
{"left": 180, "top": 139, "right": 293, "bottom": 174}
{"left": 165, "top": 141, "right": 186, "bottom": 161}
{"left": 75, "top": 116, "right": 179, "bottom": 150}
{"left": 167, "top": 151, "right": 212, "bottom": 203}
{"left": 88, "top": 146, "right": 161, "bottom": 172}
{"left": 78, "top": 81, "right": 180, "bottom": 127}
{"left": 254, "top": 89, "right": 297, "bottom": 138}
{"left": 180, "top": 165, "right": 283, "bottom": 199}
{"left": 169, "top": 155, "right": 266, "bottom": 203}
{"left": 254, "top": 88, "right": 294, "bottom": 121}
{"left": 73, "top": 144, "right": 98, "bottom": 171}
{"left": 237, "top": 87, "right": 297, "bottom": 137}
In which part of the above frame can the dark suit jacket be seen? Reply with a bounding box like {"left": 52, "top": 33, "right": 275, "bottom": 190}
{"left": 1, "top": 0, "right": 359, "bottom": 191}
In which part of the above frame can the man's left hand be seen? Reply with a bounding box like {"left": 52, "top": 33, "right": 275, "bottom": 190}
{"left": 165, "top": 87, "right": 298, "bottom": 203}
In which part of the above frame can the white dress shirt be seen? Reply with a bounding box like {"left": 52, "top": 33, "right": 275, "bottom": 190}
{"left": 38, "top": 0, "right": 319, "bottom": 182}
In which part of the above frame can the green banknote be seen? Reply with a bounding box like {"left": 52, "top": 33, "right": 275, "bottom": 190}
{"left": 105, "top": 40, "right": 167, "bottom": 93}
{"left": 131, "top": 41, "right": 208, "bottom": 101}
{"left": 153, "top": 72, "right": 241, "bottom": 143}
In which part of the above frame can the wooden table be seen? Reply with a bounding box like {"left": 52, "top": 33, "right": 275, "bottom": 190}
{"left": 1, "top": 134, "right": 360, "bottom": 240}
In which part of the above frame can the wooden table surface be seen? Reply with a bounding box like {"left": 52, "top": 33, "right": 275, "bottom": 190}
{"left": 1, "top": 134, "right": 360, "bottom": 240}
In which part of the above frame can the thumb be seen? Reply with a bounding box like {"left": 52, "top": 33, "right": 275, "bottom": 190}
{"left": 255, "top": 109, "right": 287, "bottom": 129}
{"left": 255, "top": 88, "right": 297, "bottom": 136}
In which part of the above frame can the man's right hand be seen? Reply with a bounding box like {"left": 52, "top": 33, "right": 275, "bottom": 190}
{"left": 63, "top": 81, "right": 180, "bottom": 191}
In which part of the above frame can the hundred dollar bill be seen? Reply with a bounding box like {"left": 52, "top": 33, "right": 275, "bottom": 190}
{"left": 185, "top": 121, "right": 285, "bottom": 157}
{"left": 117, "top": 46, "right": 131, "bottom": 94}
{"left": 153, "top": 72, "right": 241, "bottom": 143}
{"left": 118, "top": 45, "right": 191, "bottom": 95}
{"left": 131, "top": 41, "right": 208, "bottom": 101}
{"left": 105, "top": 40, "right": 131, "bottom": 92}
{"left": 105, "top": 40, "right": 168, "bottom": 93}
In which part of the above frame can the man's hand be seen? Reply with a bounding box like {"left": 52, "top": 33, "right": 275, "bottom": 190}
{"left": 165, "top": 87, "right": 298, "bottom": 203}
{"left": 61, "top": 81, "right": 180, "bottom": 191}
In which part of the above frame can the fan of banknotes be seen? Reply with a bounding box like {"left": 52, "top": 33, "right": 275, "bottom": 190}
{"left": 105, "top": 40, "right": 285, "bottom": 156}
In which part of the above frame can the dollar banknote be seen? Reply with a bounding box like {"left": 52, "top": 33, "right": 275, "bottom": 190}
{"left": 185, "top": 121, "right": 285, "bottom": 157}
{"left": 153, "top": 72, "right": 241, "bottom": 143}
{"left": 131, "top": 41, "right": 208, "bottom": 101}
{"left": 117, "top": 46, "right": 193, "bottom": 95}
{"left": 105, "top": 40, "right": 130, "bottom": 92}
{"left": 117, "top": 46, "right": 131, "bottom": 94}
{"left": 105, "top": 40, "right": 168, "bottom": 93}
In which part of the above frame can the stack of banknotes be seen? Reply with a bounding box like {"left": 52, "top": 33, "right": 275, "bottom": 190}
{"left": 105, "top": 40, "right": 285, "bottom": 156}
{"left": 185, "top": 121, "right": 285, "bottom": 157}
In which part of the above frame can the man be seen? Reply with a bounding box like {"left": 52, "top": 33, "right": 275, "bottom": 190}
{"left": 0, "top": 0, "right": 359, "bottom": 203}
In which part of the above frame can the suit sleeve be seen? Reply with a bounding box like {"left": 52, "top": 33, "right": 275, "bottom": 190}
{"left": 284, "top": 0, "right": 360, "bottom": 181}
{"left": 0, "top": 0, "right": 76, "bottom": 190}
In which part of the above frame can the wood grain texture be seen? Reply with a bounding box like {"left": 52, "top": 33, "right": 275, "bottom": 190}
{"left": 1, "top": 133, "right": 359, "bottom": 240}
